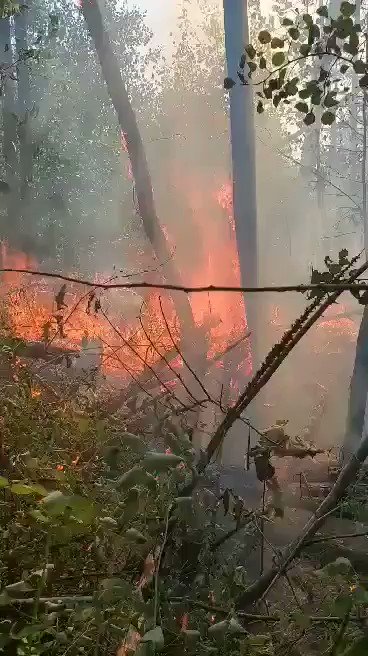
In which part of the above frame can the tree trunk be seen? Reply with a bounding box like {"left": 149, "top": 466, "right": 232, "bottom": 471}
{"left": 15, "top": 4, "right": 34, "bottom": 254}
{"left": 0, "top": 17, "right": 19, "bottom": 248}
{"left": 343, "top": 25, "right": 368, "bottom": 459}
{"left": 344, "top": 306, "right": 368, "bottom": 457}
{"left": 80, "top": 0, "right": 197, "bottom": 347}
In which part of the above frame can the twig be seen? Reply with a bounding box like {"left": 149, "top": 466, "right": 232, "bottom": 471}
{"left": 204, "top": 256, "right": 368, "bottom": 467}
{"left": 329, "top": 601, "right": 352, "bottom": 656}
{"left": 154, "top": 504, "right": 172, "bottom": 626}
{"left": 167, "top": 597, "right": 367, "bottom": 624}
{"left": 4, "top": 266, "right": 368, "bottom": 294}
{"left": 236, "top": 429, "right": 368, "bottom": 608}
{"left": 305, "top": 531, "right": 368, "bottom": 545}
{"left": 158, "top": 296, "right": 213, "bottom": 402}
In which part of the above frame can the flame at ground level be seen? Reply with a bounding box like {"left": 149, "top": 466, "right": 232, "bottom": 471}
{"left": 0, "top": 220, "right": 251, "bottom": 390}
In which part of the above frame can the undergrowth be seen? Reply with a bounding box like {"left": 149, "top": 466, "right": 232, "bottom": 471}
{"left": 0, "top": 337, "right": 367, "bottom": 656}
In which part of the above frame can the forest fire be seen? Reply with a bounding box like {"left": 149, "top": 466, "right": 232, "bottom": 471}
{"left": 1, "top": 176, "right": 251, "bottom": 390}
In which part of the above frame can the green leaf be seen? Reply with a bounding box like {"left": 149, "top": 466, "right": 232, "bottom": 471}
{"left": 5, "top": 580, "right": 33, "bottom": 595}
{"left": 340, "top": 1, "right": 356, "bottom": 17}
{"left": 142, "top": 626, "right": 165, "bottom": 650}
{"left": 183, "top": 629, "right": 201, "bottom": 645}
{"left": 120, "top": 432, "right": 147, "bottom": 454}
{"left": 117, "top": 467, "right": 156, "bottom": 490}
{"left": 245, "top": 44, "right": 256, "bottom": 59}
{"left": 354, "top": 59, "right": 366, "bottom": 74}
{"left": 317, "top": 5, "right": 329, "bottom": 17}
{"left": 343, "top": 637, "right": 368, "bottom": 655}
{"left": 257, "top": 101, "right": 264, "bottom": 114}
{"left": 359, "top": 74, "right": 368, "bottom": 87}
{"left": 292, "top": 612, "right": 311, "bottom": 629}
{"left": 295, "top": 101, "right": 309, "bottom": 112}
{"left": 304, "top": 112, "right": 316, "bottom": 125}
{"left": 299, "top": 44, "right": 311, "bottom": 56}
{"left": 340, "top": 64, "right": 349, "bottom": 73}
{"left": 258, "top": 30, "right": 271, "bottom": 44}
{"left": 229, "top": 617, "right": 247, "bottom": 634}
{"left": 142, "top": 452, "right": 183, "bottom": 472}
{"left": 224, "top": 77, "right": 235, "bottom": 90}
{"left": 125, "top": 527, "right": 147, "bottom": 543}
{"left": 100, "top": 516, "right": 118, "bottom": 528}
{"left": 271, "top": 37, "right": 284, "bottom": 48}
{"left": 288, "top": 27, "right": 300, "bottom": 40}
{"left": 0, "top": 591, "right": 11, "bottom": 606}
{"left": 0, "top": 476, "right": 9, "bottom": 488}
{"left": 321, "top": 111, "right": 336, "bottom": 124}
{"left": 324, "top": 91, "right": 339, "bottom": 107}
{"left": 259, "top": 56, "right": 267, "bottom": 69}
{"left": 282, "top": 17, "right": 294, "bottom": 26}
{"left": 272, "top": 52, "right": 285, "bottom": 66}
{"left": 42, "top": 490, "right": 64, "bottom": 506}
{"left": 10, "top": 483, "right": 35, "bottom": 496}
{"left": 303, "top": 13, "right": 313, "bottom": 26}
{"left": 208, "top": 620, "right": 228, "bottom": 638}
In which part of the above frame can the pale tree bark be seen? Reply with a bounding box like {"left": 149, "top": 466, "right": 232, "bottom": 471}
{"left": 0, "top": 17, "right": 18, "bottom": 248}
{"left": 80, "top": 0, "right": 196, "bottom": 336}
{"left": 344, "top": 21, "right": 368, "bottom": 459}
{"left": 81, "top": 0, "right": 208, "bottom": 430}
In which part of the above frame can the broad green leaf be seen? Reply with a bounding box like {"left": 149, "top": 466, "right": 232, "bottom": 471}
{"left": 117, "top": 466, "right": 156, "bottom": 489}
{"left": 321, "top": 111, "right": 335, "bottom": 125}
{"left": 29, "top": 509, "right": 49, "bottom": 523}
{"left": 258, "top": 30, "right": 271, "bottom": 44}
{"left": 0, "top": 591, "right": 11, "bottom": 606}
{"left": 208, "top": 620, "right": 228, "bottom": 638}
{"left": 100, "top": 516, "right": 118, "bottom": 528}
{"left": 295, "top": 101, "right": 309, "bottom": 113}
{"left": 271, "top": 37, "right": 284, "bottom": 48}
{"left": 229, "top": 617, "right": 247, "bottom": 634}
{"left": 125, "top": 527, "right": 147, "bottom": 543}
{"left": 272, "top": 52, "right": 285, "bottom": 66}
{"left": 42, "top": 490, "right": 64, "bottom": 506}
{"left": 353, "top": 59, "right": 366, "bottom": 74}
{"left": 142, "top": 626, "right": 165, "bottom": 650}
{"left": 142, "top": 453, "right": 183, "bottom": 472}
{"left": 304, "top": 112, "right": 316, "bottom": 125}
{"left": 10, "top": 483, "right": 35, "bottom": 496}
{"left": 359, "top": 74, "right": 368, "bottom": 87}
{"left": 282, "top": 17, "right": 294, "bottom": 25}
{"left": 174, "top": 496, "right": 194, "bottom": 522}
{"left": 120, "top": 432, "right": 147, "bottom": 454}
{"left": 5, "top": 580, "right": 33, "bottom": 595}
{"left": 183, "top": 629, "right": 201, "bottom": 645}
{"left": 340, "top": 1, "right": 356, "bottom": 17}
{"left": 292, "top": 611, "right": 311, "bottom": 629}
{"left": 288, "top": 27, "right": 300, "bottom": 40}
{"left": 0, "top": 476, "right": 8, "bottom": 488}
{"left": 343, "top": 637, "right": 368, "bottom": 655}
{"left": 317, "top": 4, "right": 329, "bottom": 16}
{"left": 303, "top": 13, "right": 313, "bottom": 25}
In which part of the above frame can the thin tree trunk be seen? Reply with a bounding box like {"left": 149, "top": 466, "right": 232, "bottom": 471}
{"left": 14, "top": 5, "right": 34, "bottom": 254}
{"left": 80, "top": 0, "right": 197, "bottom": 346}
{"left": 343, "top": 29, "right": 368, "bottom": 459}
{"left": 0, "top": 17, "right": 19, "bottom": 248}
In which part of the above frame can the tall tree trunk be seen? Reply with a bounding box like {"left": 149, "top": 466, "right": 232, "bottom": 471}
{"left": 15, "top": 4, "right": 34, "bottom": 254}
{"left": 343, "top": 24, "right": 368, "bottom": 459}
{"left": 0, "top": 17, "right": 19, "bottom": 248}
{"left": 80, "top": 0, "right": 196, "bottom": 342}
{"left": 81, "top": 0, "right": 208, "bottom": 435}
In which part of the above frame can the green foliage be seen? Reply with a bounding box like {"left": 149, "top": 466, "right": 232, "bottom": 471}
{"left": 230, "top": 2, "right": 367, "bottom": 125}
{"left": 0, "top": 337, "right": 366, "bottom": 655}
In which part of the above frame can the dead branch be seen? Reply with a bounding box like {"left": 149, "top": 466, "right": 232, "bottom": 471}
{"left": 204, "top": 257, "right": 368, "bottom": 466}
{"left": 236, "top": 429, "right": 368, "bottom": 609}
{"left": 4, "top": 266, "right": 368, "bottom": 294}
